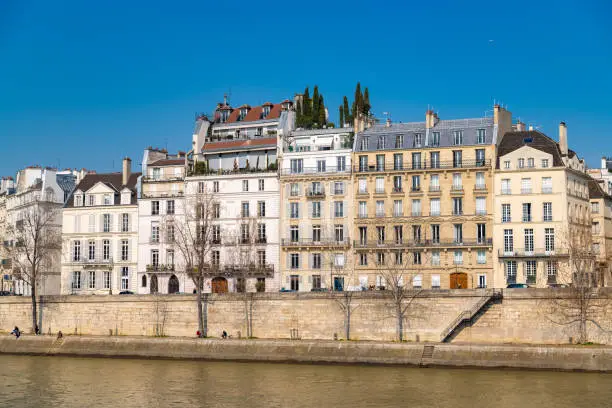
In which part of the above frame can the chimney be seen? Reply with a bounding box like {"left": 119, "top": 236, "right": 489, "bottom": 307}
{"left": 223, "top": 93, "right": 228, "bottom": 105}
{"left": 385, "top": 117, "right": 392, "bottom": 128}
{"left": 602, "top": 157, "right": 608, "bottom": 170}
{"left": 122, "top": 157, "right": 131, "bottom": 186}
{"left": 516, "top": 120, "right": 525, "bottom": 131}
{"left": 559, "top": 122, "right": 568, "bottom": 156}
{"left": 528, "top": 125, "right": 534, "bottom": 131}
{"left": 425, "top": 110, "right": 439, "bottom": 129}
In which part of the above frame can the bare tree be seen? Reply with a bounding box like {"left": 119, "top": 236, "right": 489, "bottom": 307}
{"left": 541, "top": 228, "right": 611, "bottom": 343}
{"left": 377, "top": 249, "right": 427, "bottom": 342}
{"left": 330, "top": 256, "right": 361, "bottom": 340}
{"left": 152, "top": 294, "right": 169, "bottom": 337}
{"left": 170, "top": 184, "right": 217, "bottom": 337}
{"left": 6, "top": 200, "right": 61, "bottom": 332}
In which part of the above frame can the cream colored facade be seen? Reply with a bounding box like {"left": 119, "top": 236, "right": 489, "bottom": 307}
{"left": 350, "top": 107, "right": 513, "bottom": 290}
{"left": 279, "top": 128, "right": 354, "bottom": 291}
{"left": 589, "top": 182, "right": 612, "bottom": 286}
{"left": 494, "top": 125, "right": 591, "bottom": 288}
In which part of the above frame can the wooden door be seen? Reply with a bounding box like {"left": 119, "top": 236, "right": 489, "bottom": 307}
{"left": 450, "top": 272, "right": 468, "bottom": 289}
{"left": 212, "top": 277, "right": 228, "bottom": 294}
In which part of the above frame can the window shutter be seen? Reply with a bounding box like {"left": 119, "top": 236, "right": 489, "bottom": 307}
{"left": 286, "top": 203, "right": 290, "bottom": 219}
{"left": 298, "top": 183, "right": 302, "bottom": 196}
{"left": 308, "top": 275, "right": 312, "bottom": 283}
{"left": 299, "top": 275, "right": 303, "bottom": 283}
{"left": 286, "top": 274, "right": 290, "bottom": 284}
{"left": 308, "top": 202, "right": 313, "bottom": 218}
{"left": 108, "top": 214, "right": 114, "bottom": 232}
{"left": 297, "top": 203, "right": 302, "bottom": 219}
{"left": 285, "top": 183, "right": 290, "bottom": 198}
{"left": 286, "top": 253, "right": 290, "bottom": 270}
{"left": 343, "top": 200, "right": 347, "bottom": 217}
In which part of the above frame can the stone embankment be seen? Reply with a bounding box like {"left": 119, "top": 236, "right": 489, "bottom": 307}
{"left": 1, "top": 336, "right": 611, "bottom": 372}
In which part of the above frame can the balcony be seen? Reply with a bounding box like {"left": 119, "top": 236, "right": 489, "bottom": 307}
{"left": 281, "top": 238, "right": 350, "bottom": 248}
{"left": 146, "top": 264, "right": 175, "bottom": 272}
{"left": 521, "top": 188, "right": 532, "bottom": 194}
{"left": 306, "top": 187, "right": 326, "bottom": 198}
{"left": 212, "top": 238, "right": 222, "bottom": 245}
{"left": 255, "top": 237, "right": 267, "bottom": 244}
{"left": 475, "top": 210, "right": 487, "bottom": 216}
{"left": 70, "top": 256, "right": 114, "bottom": 266}
{"left": 280, "top": 166, "right": 350, "bottom": 177}
{"left": 221, "top": 263, "right": 275, "bottom": 278}
{"left": 542, "top": 187, "right": 553, "bottom": 194}
{"left": 353, "top": 238, "right": 492, "bottom": 249}
{"left": 410, "top": 187, "right": 423, "bottom": 196}
{"left": 391, "top": 187, "right": 403, "bottom": 194}
{"left": 142, "top": 191, "right": 184, "bottom": 199}
{"left": 474, "top": 184, "right": 487, "bottom": 192}
{"left": 501, "top": 189, "right": 512, "bottom": 195}
{"left": 142, "top": 176, "right": 184, "bottom": 183}
{"left": 450, "top": 185, "right": 464, "bottom": 195}
{"left": 353, "top": 159, "right": 492, "bottom": 173}
{"left": 497, "top": 248, "right": 569, "bottom": 258}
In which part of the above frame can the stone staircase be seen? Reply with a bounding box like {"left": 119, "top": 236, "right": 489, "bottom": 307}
{"left": 419, "top": 345, "right": 435, "bottom": 366}
{"left": 439, "top": 290, "right": 502, "bottom": 343}
{"left": 47, "top": 338, "right": 65, "bottom": 355}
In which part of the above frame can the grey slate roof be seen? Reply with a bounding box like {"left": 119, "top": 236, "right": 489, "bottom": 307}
{"left": 496, "top": 130, "right": 564, "bottom": 169}
{"left": 354, "top": 118, "right": 493, "bottom": 152}
{"left": 56, "top": 174, "right": 76, "bottom": 195}
{"left": 65, "top": 172, "right": 141, "bottom": 208}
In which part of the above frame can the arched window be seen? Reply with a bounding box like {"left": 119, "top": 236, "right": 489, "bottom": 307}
{"left": 142, "top": 275, "right": 147, "bottom": 287}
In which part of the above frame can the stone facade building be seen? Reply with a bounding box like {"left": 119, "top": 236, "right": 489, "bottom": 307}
{"left": 278, "top": 127, "right": 354, "bottom": 291}
{"left": 588, "top": 179, "right": 612, "bottom": 286}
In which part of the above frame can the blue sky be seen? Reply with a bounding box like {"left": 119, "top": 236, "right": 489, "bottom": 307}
{"left": 1, "top": 0, "right": 611, "bottom": 176}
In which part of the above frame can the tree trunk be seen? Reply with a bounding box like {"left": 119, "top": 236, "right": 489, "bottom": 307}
{"left": 397, "top": 304, "right": 403, "bottom": 342}
{"left": 202, "top": 293, "right": 208, "bottom": 337}
{"left": 345, "top": 307, "right": 351, "bottom": 341}
{"left": 196, "top": 278, "right": 204, "bottom": 337}
{"left": 31, "top": 285, "right": 37, "bottom": 334}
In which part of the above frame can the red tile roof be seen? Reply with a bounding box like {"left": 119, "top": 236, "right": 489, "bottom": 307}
{"left": 149, "top": 159, "right": 185, "bottom": 166}
{"left": 202, "top": 137, "right": 277, "bottom": 152}
{"left": 223, "top": 103, "right": 282, "bottom": 123}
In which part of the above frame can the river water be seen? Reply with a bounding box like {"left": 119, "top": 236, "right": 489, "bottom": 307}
{"left": 0, "top": 355, "right": 610, "bottom": 408}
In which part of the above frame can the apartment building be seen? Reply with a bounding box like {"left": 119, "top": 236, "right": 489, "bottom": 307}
{"left": 278, "top": 127, "right": 354, "bottom": 292}
{"left": 61, "top": 160, "right": 139, "bottom": 294}
{"left": 7, "top": 167, "right": 78, "bottom": 295}
{"left": 588, "top": 179, "right": 612, "bottom": 285}
{"left": 137, "top": 149, "right": 191, "bottom": 294}
{"left": 588, "top": 157, "right": 612, "bottom": 195}
{"left": 351, "top": 106, "right": 513, "bottom": 290}
{"left": 494, "top": 123, "right": 591, "bottom": 288}
{"left": 185, "top": 99, "right": 293, "bottom": 293}
{"left": 0, "top": 177, "right": 15, "bottom": 292}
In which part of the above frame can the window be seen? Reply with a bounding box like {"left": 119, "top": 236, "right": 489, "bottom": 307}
{"left": 454, "top": 224, "right": 463, "bottom": 244}
{"left": 376, "top": 177, "right": 384, "bottom": 194}
{"left": 522, "top": 203, "right": 532, "bottom": 222}
{"left": 211, "top": 251, "right": 220, "bottom": 267}
{"left": 290, "top": 183, "right": 299, "bottom": 197}
{"left": 258, "top": 223, "right": 267, "bottom": 242}
{"left": 358, "top": 201, "right": 367, "bottom": 218}
{"left": 334, "top": 201, "right": 344, "bottom": 217}
{"left": 477, "top": 128, "right": 486, "bottom": 144}
{"left": 376, "top": 154, "right": 385, "bottom": 171}
{"left": 87, "top": 195, "right": 95, "bottom": 206}
{"left": 545, "top": 228, "right": 555, "bottom": 252}
{"left": 477, "top": 223, "right": 486, "bottom": 244}
{"left": 73, "top": 240, "right": 81, "bottom": 261}
{"left": 393, "top": 176, "right": 402, "bottom": 192}
{"left": 593, "top": 222, "right": 600, "bottom": 234}
{"left": 103, "top": 194, "right": 112, "bottom": 206}
{"left": 334, "top": 253, "right": 345, "bottom": 268}
{"left": 72, "top": 271, "right": 81, "bottom": 289}
{"left": 524, "top": 229, "right": 534, "bottom": 252}
{"left": 393, "top": 153, "right": 403, "bottom": 170}
{"left": 241, "top": 201, "right": 250, "bottom": 217}
{"left": 506, "top": 261, "right": 517, "bottom": 284}
{"left": 430, "top": 198, "right": 440, "bottom": 216}
{"left": 591, "top": 202, "right": 600, "bottom": 213}
{"left": 412, "top": 225, "right": 421, "bottom": 242}
{"left": 527, "top": 158, "right": 535, "bottom": 168}
{"left": 257, "top": 250, "right": 266, "bottom": 267}
{"left": 543, "top": 202, "right": 552, "bottom": 222}
{"left": 198, "top": 182, "right": 205, "bottom": 194}
{"left": 376, "top": 226, "right": 385, "bottom": 244}
{"left": 290, "top": 203, "right": 299, "bottom": 219}
{"left": 316, "top": 160, "right": 326, "bottom": 173}
{"left": 542, "top": 177, "right": 552, "bottom": 193}
{"left": 290, "top": 254, "right": 300, "bottom": 269}
{"left": 452, "top": 198, "right": 463, "bottom": 215}
{"left": 121, "top": 267, "right": 129, "bottom": 290}
{"left": 358, "top": 178, "right": 367, "bottom": 194}
{"left": 359, "top": 156, "right": 368, "bottom": 171}
{"left": 430, "top": 174, "right": 440, "bottom": 191}
{"left": 212, "top": 225, "right": 221, "bottom": 243}
{"left": 452, "top": 150, "right": 462, "bottom": 168}
{"left": 290, "top": 159, "right": 303, "bottom": 174}
{"left": 541, "top": 159, "right": 549, "bottom": 168}
{"left": 394, "top": 225, "right": 403, "bottom": 243}
{"left": 242, "top": 180, "right": 249, "bottom": 192}
{"left": 241, "top": 224, "right": 250, "bottom": 243}
{"left": 75, "top": 194, "right": 83, "bottom": 206}
{"left": 412, "top": 175, "right": 420, "bottom": 191}
{"left": 334, "top": 182, "right": 345, "bottom": 195}
{"left": 453, "top": 130, "right": 463, "bottom": 145}
{"left": 393, "top": 200, "right": 403, "bottom": 217}
{"left": 121, "top": 240, "right": 129, "bottom": 261}
{"left": 525, "top": 261, "right": 536, "bottom": 284}
{"left": 477, "top": 250, "right": 486, "bottom": 264}
{"left": 88, "top": 240, "right": 96, "bottom": 260}
{"left": 122, "top": 214, "right": 129, "bottom": 232}
{"left": 103, "top": 240, "right": 110, "bottom": 261}
{"left": 258, "top": 201, "right": 266, "bottom": 217}
{"left": 518, "top": 158, "right": 525, "bottom": 168}
{"left": 151, "top": 223, "right": 160, "bottom": 243}
{"left": 501, "top": 179, "right": 511, "bottom": 195}
{"left": 395, "top": 134, "right": 404, "bottom": 148}
{"left": 475, "top": 172, "right": 485, "bottom": 189}
{"left": 311, "top": 274, "right": 322, "bottom": 289}
{"left": 290, "top": 226, "right": 299, "bottom": 242}
{"left": 337, "top": 156, "right": 346, "bottom": 172}
{"left": 504, "top": 160, "right": 510, "bottom": 169}
{"left": 413, "top": 133, "right": 423, "bottom": 148}
{"left": 213, "top": 203, "right": 220, "bottom": 218}
{"left": 376, "top": 252, "right": 385, "bottom": 265}
{"left": 258, "top": 179, "right": 265, "bottom": 191}
{"left": 167, "top": 250, "right": 174, "bottom": 267}
{"left": 312, "top": 253, "right": 322, "bottom": 269}
{"left": 504, "top": 229, "right": 514, "bottom": 253}
{"left": 360, "top": 137, "right": 369, "bottom": 150}
{"left": 475, "top": 149, "right": 485, "bottom": 166}
{"left": 430, "top": 152, "right": 440, "bottom": 168}
{"left": 151, "top": 201, "right": 160, "bottom": 215}
{"left": 546, "top": 261, "right": 557, "bottom": 283}
{"left": 476, "top": 197, "right": 486, "bottom": 216}
{"left": 452, "top": 173, "right": 462, "bottom": 190}
{"left": 432, "top": 251, "right": 440, "bottom": 266}
{"left": 167, "top": 200, "right": 175, "bottom": 215}
{"left": 142, "top": 275, "right": 147, "bottom": 288}
{"left": 413, "top": 252, "right": 422, "bottom": 265}
{"left": 454, "top": 250, "right": 463, "bottom": 265}
{"left": 377, "top": 136, "right": 385, "bottom": 150}
{"left": 359, "top": 253, "right": 368, "bottom": 266}
{"left": 412, "top": 199, "right": 421, "bottom": 216}
{"left": 359, "top": 226, "right": 367, "bottom": 245}
{"left": 151, "top": 250, "right": 159, "bottom": 266}
{"left": 104, "top": 271, "right": 111, "bottom": 289}
{"left": 376, "top": 200, "right": 385, "bottom": 217}
{"left": 335, "top": 225, "right": 344, "bottom": 242}
{"left": 521, "top": 178, "right": 532, "bottom": 194}
{"left": 431, "top": 224, "right": 440, "bottom": 244}
{"left": 213, "top": 181, "right": 219, "bottom": 193}
{"left": 431, "top": 132, "right": 440, "bottom": 147}
{"left": 412, "top": 152, "right": 422, "bottom": 169}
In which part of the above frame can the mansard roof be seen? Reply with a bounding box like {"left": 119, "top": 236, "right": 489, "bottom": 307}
{"left": 65, "top": 172, "right": 141, "bottom": 207}
{"left": 496, "top": 130, "right": 564, "bottom": 168}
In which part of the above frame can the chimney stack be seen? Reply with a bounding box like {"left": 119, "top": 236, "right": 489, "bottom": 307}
{"left": 385, "top": 117, "right": 392, "bottom": 128}
{"left": 516, "top": 120, "right": 525, "bottom": 131}
{"left": 602, "top": 157, "right": 608, "bottom": 170}
{"left": 425, "top": 110, "right": 439, "bottom": 129}
{"left": 122, "top": 157, "right": 131, "bottom": 186}
{"left": 559, "top": 122, "right": 568, "bottom": 156}
{"left": 528, "top": 125, "right": 534, "bottom": 131}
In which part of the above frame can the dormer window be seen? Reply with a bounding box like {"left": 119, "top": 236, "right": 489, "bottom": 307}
{"left": 453, "top": 130, "right": 463, "bottom": 145}
{"left": 75, "top": 193, "right": 83, "bottom": 207}
{"left": 395, "top": 134, "right": 403, "bottom": 148}
{"left": 360, "top": 137, "right": 369, "bottom": 150}
{"left": 377, "top": 136, "right": 385, "bottom": 150}
{"left": 431, "top": 132, "right": 440, "bottom": 147}
{"left": 221, "top": 110, "right": 230, "bottom": 122}
{"left": 121, "top": 190, "right": 131, "bottom": 205}
{"left": 103, "top": 194, "right": 112, "bottom": 206}
{"left": 262, "top": 105, "right": 271, "bottom": 118}
{"left": 477, "top": 129, "right": 486, "bottom": 144}
{"left": 152, "top": 168, "right": 161, "bottom": 180}
{"left": 87, "top": 195, "right": 95, "bottom": 206}
{"left": 413, "top": 133, "right": 423, "bottom": 148}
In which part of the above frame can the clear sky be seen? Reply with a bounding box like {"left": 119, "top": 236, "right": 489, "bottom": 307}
{"left": 1, "top": 0, "right": 611, "bottom": 176}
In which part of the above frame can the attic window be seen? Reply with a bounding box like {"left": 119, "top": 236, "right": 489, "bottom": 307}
{"left": 239, "top": 108, "right": 248, "bottom": 121}
{"left": 263, "top": 105, "right": 271, "bottom": 118}
{"left": 523, "top": 137, "right": 533, "bottom": 144}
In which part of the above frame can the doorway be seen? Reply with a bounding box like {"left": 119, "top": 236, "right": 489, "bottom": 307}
{"left": 450, "top": 272, "right": 468, "bottom": 289}
{"left": 150, "top": 275, "right": 158, "bottom": 294}
{"left": 168, "top": 275, "right": 179, "bottom": 294}
{"left": 212, "top": 277, "right": 228, "bottom": 294}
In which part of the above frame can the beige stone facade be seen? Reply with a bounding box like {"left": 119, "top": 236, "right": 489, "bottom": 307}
{"left": 589, "top": 180, "right": 612, "bottom": 285}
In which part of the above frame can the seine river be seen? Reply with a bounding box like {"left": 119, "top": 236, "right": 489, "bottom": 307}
{"left": 0, "top": 355, "right": 610, "bottom": 407}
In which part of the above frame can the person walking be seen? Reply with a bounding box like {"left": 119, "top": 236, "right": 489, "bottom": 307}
{"left": 10, "top": 326, "right": 20, "bottom": 339}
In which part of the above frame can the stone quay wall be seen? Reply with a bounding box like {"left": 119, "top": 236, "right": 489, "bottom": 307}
{"left": 0, "top": 289, "right": 610, "bottom": 345}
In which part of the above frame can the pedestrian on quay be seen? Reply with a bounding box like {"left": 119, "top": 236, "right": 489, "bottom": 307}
{"left": 10, "top": 326, "right": 20, "bottom": 339}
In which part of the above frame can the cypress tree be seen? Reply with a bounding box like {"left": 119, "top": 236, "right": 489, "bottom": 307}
{"left": 363, "top": 87, "right": 370, "bottom": 115}
{"left": 295, "top": 100, "right": 303, "bottom": 128}
{"left": 303, "top": 87, "right": 312, "bottom": 128}
{"left": 312, "top": 86, "right": 320, "bottom": 127}
{"left": 339, "top": 105, "right": 344, "bottom": 128}
{"left": 343, "top": 96, "right": 350, "bottom": 126}
{"left": 353, "top": 82, "right": 362, "bottom": 119}
{"left": 318, "top": 95, "right": 326, "bottom": 127}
